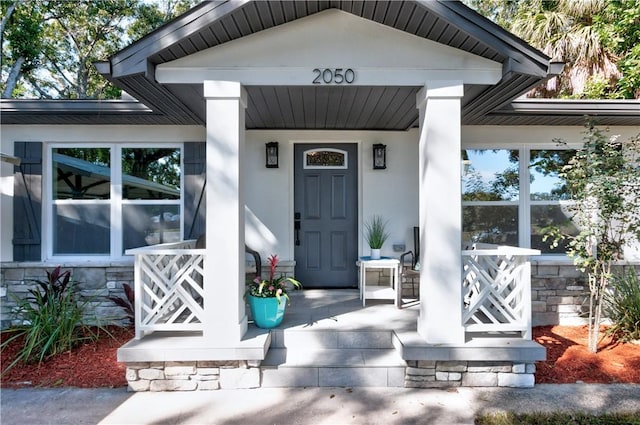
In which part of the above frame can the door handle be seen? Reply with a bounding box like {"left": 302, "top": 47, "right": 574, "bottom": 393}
{"left": 294, "top": 212, "right": 301, "bottom": 246}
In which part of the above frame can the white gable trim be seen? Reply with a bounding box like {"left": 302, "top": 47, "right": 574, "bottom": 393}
{"left": 156, "top": 9, "right": 502, "bottom": 86}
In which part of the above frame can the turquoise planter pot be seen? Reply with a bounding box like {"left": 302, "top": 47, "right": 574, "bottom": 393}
{"left": 247, "top": 294, "right": 286, "bottom": 329}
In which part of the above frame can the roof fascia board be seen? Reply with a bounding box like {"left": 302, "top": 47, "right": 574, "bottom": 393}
{"left": 0, "top": 99, "right": 153, "bottom": 114}
{"left": 107, "top": 0, "right": 249, "bottom": 78}
{"left": 421, "top": 0, "right": 552, "bottom": 77}
{"left": 502, "top": 99, "right": 640, "bottom": 116}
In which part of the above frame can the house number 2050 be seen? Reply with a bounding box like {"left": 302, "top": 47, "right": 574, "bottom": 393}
{"left": 312, "top": 68, "right": 355, "bottom": 84}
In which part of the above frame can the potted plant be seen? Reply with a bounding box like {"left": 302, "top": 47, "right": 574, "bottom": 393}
{"left": 364, "top": 215, "right": 390, "bottom": 259}
{"left": 245, "top": 254, "right": 302, "bottom": 329}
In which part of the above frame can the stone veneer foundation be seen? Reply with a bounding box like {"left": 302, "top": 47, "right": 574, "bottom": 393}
{"left": 404, "top": 361, "right": 535, "bottom": 388}
{"left": 122, "top": 360, "right": 535, "bottom": 391}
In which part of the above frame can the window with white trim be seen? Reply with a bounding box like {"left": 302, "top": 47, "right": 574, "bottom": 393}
{"left": 462, "top": 147, "right": 577, "bottom": 255}
{"left": 50, "top": 145, "right": 182, "bottom": 258}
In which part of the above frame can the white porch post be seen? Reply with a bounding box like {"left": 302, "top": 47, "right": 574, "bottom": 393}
{"left": 416, "top": 81, "right": 465, "bottom": 344}
{"left": 203, "top": 81, "right": 248, "bottom": 343}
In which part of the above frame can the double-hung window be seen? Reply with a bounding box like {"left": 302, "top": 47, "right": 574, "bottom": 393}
{"left": 462, "top": 146, "right": 577, "bottom": 255}
{"left": 50, "top": 145, "right": 182, "bottom": 259}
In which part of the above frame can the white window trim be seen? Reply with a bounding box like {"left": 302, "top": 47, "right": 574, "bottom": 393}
{"left": 44, "top": 143, "right": 184, "bottom": 262}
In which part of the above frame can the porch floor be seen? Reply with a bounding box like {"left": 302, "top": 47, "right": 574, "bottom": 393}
{"left": 118, "top": 289, "right": 544, "bottom": 364}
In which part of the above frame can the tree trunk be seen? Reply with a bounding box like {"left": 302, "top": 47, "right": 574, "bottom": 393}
{"left": 587, "top": 278, "right": 597, "bottom": 352}
{"left": 2, "top": 56, "right": 25, "bottom": 98}
{"left": 0, "top": 2, "right": 16, "bottom": 36}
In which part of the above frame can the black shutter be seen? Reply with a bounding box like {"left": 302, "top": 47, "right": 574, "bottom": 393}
{"left": 183, "top": 142, "right": 206, "bottom": 239}
{"left": 13, "top": 142, "right": 42, "bottom": 261}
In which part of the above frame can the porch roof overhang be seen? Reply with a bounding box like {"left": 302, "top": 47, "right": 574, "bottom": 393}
{"left": 100, "top": 0, "right": 562, "bottom": 130}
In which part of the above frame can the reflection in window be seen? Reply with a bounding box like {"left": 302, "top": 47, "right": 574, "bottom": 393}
{"left": 123, "top": 205, "right": 181, "bottom": 250}
{"left": 122, "top": 148, "right": 180, "bottom": 200}
{"left": 462, "top": 149, "right": 519, "bottom": 247}
{"left": 53, "top": 148, "right": 111, "bottom": 200}
{"left": 530, "top": 150, "right": 574, "bottom": 201}
{"left": 531, "top": 205, "right": 579, "bottom": 253}
{"left": 53, "top": 204, "right": 110, "bottom": 254}
{"left": 304, "top": 149, "right": 347, "bottom": 168}
{"left": 463, "top": 205, "right": 519, "bottom": 246}
{"left": 462, "top": 149, "right": 519, "bottom": 201}
{"left": 530, "top": 149, "right": 577, "bottom": 253}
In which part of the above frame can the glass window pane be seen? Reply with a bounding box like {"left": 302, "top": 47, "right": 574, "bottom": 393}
{"left": 530, "top": 150, "right": 575, "bottom": 201}
{"left": 123, "top": 205, "right": 181, "bottom": 251}
{"left": 462, "top": 149, "right": 519, "bottom": 201}
{"left": 53, "top": 148, "right": 111, "bottom": 200}
{"left": 122, "top": 148, "right": 181, "bottom": 200}
{"left": 531, "top": 204, "right": 579, "bottom": 254}
{"left": 462, "top": 205, "right": 519, "bottom": 245}
{"left": 53, "top": 204, "right": 110, "bottom": 254}
{"left": 304, "top": 149, "right": 347, "bottom": 169}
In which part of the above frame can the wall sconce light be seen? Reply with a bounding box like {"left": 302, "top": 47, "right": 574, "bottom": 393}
{"left": 373, "top": 143, "right": 386, "bottom": 169}
{"left": 265, "top": 142, "right": 279, "bottom": 168}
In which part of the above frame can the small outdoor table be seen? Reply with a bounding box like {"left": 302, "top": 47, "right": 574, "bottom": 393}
{"left": 356, "top": 256, "right": 401, "bottom": 308}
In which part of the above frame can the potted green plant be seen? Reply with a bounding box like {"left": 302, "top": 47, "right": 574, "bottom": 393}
{"left": 364, "top": 215, "right": 390, "bottom": 259}
{"left": 245, "top": 254, "right": 302, "bottom": 329}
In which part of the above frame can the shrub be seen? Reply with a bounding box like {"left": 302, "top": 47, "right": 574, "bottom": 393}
{"left": 107, "top": 283, "right": 135, "bottom": 327}
{"left": 604, "top": 268, "right": 640, "bottom": 342}
{"left": 1, "top": 267, "right": 102, "bottom": 372}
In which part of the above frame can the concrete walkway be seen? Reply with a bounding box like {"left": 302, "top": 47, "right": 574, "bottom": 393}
{"left": 1, "top": 384, "right": 639, "bottom": 425}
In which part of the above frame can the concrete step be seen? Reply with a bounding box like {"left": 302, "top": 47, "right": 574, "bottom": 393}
{"left": 260, "top": 347, "right": 407, "bottom": 387}
{"left": 270, "top": 328, "right": 395, "bottom": 349}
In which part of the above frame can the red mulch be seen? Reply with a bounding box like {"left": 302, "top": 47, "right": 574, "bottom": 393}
{"left": 1, "top": 325, "right": 639, "bottom": 388}
{"left": 1, "top": 326, "right": 132, "bottom": 389}
{"left": 534, "top": 325, "right": 640, "bottom": 384}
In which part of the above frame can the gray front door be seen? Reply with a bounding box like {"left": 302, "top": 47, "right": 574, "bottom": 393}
{"left": 294, "top": 143, "right": 358, "bottom": 288}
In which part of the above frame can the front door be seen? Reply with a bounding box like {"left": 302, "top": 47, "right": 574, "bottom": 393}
{"left": 294, "top": 143, "right": 358, "bottom": 288}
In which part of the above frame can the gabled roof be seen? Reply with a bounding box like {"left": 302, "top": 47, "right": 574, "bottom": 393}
{"left": 2, "top": 1, "right": 638, "bottom": 128}
{"left": 94, "top": 0, "right": 559, "bottom": 129}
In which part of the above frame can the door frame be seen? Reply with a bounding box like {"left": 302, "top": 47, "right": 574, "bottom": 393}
{"left": 287, "top": 139, "right": 363, "bottom": 268}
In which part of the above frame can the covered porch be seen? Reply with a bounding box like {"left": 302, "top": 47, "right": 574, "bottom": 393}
{"left": 99, "top": 0, "right": 554, "bottom": 389}
{"left": 118, "top": 241, "right": 544, "bottom": 390}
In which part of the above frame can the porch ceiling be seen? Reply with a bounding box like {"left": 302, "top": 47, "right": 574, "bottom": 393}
{"left": 171, "top": 85, "right": 424, "bottom": 130}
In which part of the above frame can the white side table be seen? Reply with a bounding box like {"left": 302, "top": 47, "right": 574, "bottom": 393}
{"left": 356, "top": 256, "right": 401, "bottom": 308}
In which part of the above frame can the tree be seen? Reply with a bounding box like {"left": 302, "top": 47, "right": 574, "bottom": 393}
{"left": 1, "top": 0, "right": 197, "bottom": 99}
{"left": 464, "top": 0, "right": 640, "bottom": 99}
{"left": 546, "top": 121, "right": 640, "bottom": 352}
{"left": 127, "top": 0, "right": 197, "bottom": 42}
{"left": 508, "top": 0, "right": 621, "bottom": 98}
{"left": 1, "top": 1, "right": 45, "bottom": 98}
{"left": 602, "top": 0, "right": 640, "bottom": 98}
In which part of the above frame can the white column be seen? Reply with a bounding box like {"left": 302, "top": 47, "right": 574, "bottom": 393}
{"left": 203, "top": 81, "right": 248, "bottom": 343}
{"left": 416, "top": 81, "right": 465, "bottom": 344}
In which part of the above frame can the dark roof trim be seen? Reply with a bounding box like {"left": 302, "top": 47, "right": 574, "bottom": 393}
{"left": 0, "top": 99, "right": 152, "bottom": 114}
{"left": 107, "top": 1, "right": 244, "bottom": 78}
{"left": 2, "top": 98, "right": 638, "bottom": 127}
{"left": 428, "top": 1, "right": 552, "bottom": 77}
{"left": 498, "top": 99, "right": 640, "bottom": 116}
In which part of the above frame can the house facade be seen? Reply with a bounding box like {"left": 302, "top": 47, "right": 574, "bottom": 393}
{"left": 1, "top": 1, "right": 639, "bottom": 390}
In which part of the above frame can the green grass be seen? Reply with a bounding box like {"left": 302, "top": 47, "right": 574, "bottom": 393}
{"left": 475, "top": 411, "right": 640, "bottom": 425}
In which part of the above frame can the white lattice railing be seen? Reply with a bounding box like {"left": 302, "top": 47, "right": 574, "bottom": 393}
{"left": 462, "top": 246, "right": 540, "bottom": 339}
{"left": 126, "top": 240, "right": 205, "bottom": 339}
